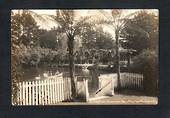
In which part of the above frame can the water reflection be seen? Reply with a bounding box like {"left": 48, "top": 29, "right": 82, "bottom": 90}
{"left": 21, "top": 66, "right": 92, "bottom": 81}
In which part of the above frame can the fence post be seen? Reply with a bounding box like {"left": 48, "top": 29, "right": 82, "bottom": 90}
{"left": 66, "top": 78, "right": 69, "bottom": 100}
{"left": 58, "top": 79, "right": 61, "bottom": 101}
{"left": 69, "top": 78, "right": 72, "bottom": 99}
{"left": 25, "top": 81, "right": 29, "bottom": 105}
{"left": 50, "top": 79, "right": 52, "bottom": 104}
{"left": 44, "top": 80, "right": 48, "bottom": 105}
{"left": 54, "top": 79, "right": 57, "bottom": 104}
{"left": 56, "top": 79, "right": 59, "bottom": 103}
{"left": 52, "top": 79, "right": 55, "bottom": 104}
{"left": 141, "top": 74, "right": 143, "bottom": 89}
{"left": 61, "top": 78, "right": 64, "bottom": 101}
{"left": 50, "top": 79, "right": 53, "bottom": 104}
{"left": 32, "top": 81, "right": 35, "bottom": 105}
{"left": 84, "top": 79, "right": 89, "bottom": 102}
{"left": 28, "top": 81, "right": 31, "bottom": 105}
{"left": 63, "top": 78, "right": 66, "bottom": 101}
{"left": 60, "top": 78, "right": 63, "bottom": 101}
{"left": 38, "top": 81, "right": 41, "bottom": 105}
{"left": 41, "top": 80, "right": 45, "bottom": 105}
{"left": 21, "top": 82, "right": 24, "bottom": 105}
{"left": 138, "top": 74, "right": 140, "bottom": 89}
{"left": 35, "top": 81, "right": 38, "bottom": 105}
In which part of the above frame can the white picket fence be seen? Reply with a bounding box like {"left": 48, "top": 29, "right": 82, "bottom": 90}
{"left": 16, "top": 76, "right": 72, "bottom": 105}
{"left": 114, "top": 73, "right": 144, "bottom": 90}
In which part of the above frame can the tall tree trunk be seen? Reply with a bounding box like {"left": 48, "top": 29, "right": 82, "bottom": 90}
{"left": 115, "top": 30, "right": 121, "bottom": 89}
{"left": 68, "top": 36, "right": 76, "bottom": 98}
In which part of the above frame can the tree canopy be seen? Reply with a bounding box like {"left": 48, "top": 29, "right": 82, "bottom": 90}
{"left": 121, "top": 11, "right": 159, "bottom": 54}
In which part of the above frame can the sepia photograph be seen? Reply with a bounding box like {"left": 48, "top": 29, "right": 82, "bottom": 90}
{"left": 11, "top": 9, "right": 159, "bottom": 105}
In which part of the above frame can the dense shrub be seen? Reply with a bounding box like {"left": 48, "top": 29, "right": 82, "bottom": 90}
{"left": 130, "top": 49, "right": 158, "bottom": 96}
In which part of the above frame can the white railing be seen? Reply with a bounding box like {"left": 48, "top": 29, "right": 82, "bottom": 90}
{"left": 16, "top": 76, "right": 72, "bottom": 105}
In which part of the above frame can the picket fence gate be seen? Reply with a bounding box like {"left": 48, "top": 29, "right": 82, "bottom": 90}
{"left": 16, "top": 76, "right": 72, "bottom": 105}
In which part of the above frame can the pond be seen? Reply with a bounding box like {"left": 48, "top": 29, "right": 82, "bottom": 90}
{"left": 20, "top": 65, "right": 111, "bottom": 81}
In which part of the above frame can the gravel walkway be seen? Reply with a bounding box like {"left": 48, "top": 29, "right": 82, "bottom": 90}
{"left": 56, "top": 90, "right": 158, "bottom": 105}
{"left": 88, "top": 95, "right": 158, "bottom": 105}
{"left": 55, "top": 95, "right": 157, "bottom": 105}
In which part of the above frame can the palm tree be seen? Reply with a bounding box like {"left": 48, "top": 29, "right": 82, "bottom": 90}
{"left": 99, "top": 9, "right": 150, "bottom": 89}
{"left": 53, "top": 10, "right": 93, "bottom": 98}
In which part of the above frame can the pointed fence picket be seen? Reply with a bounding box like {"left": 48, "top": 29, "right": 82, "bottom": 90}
{"left": 16, "top": 76, "right": 72, "bottom": 105}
